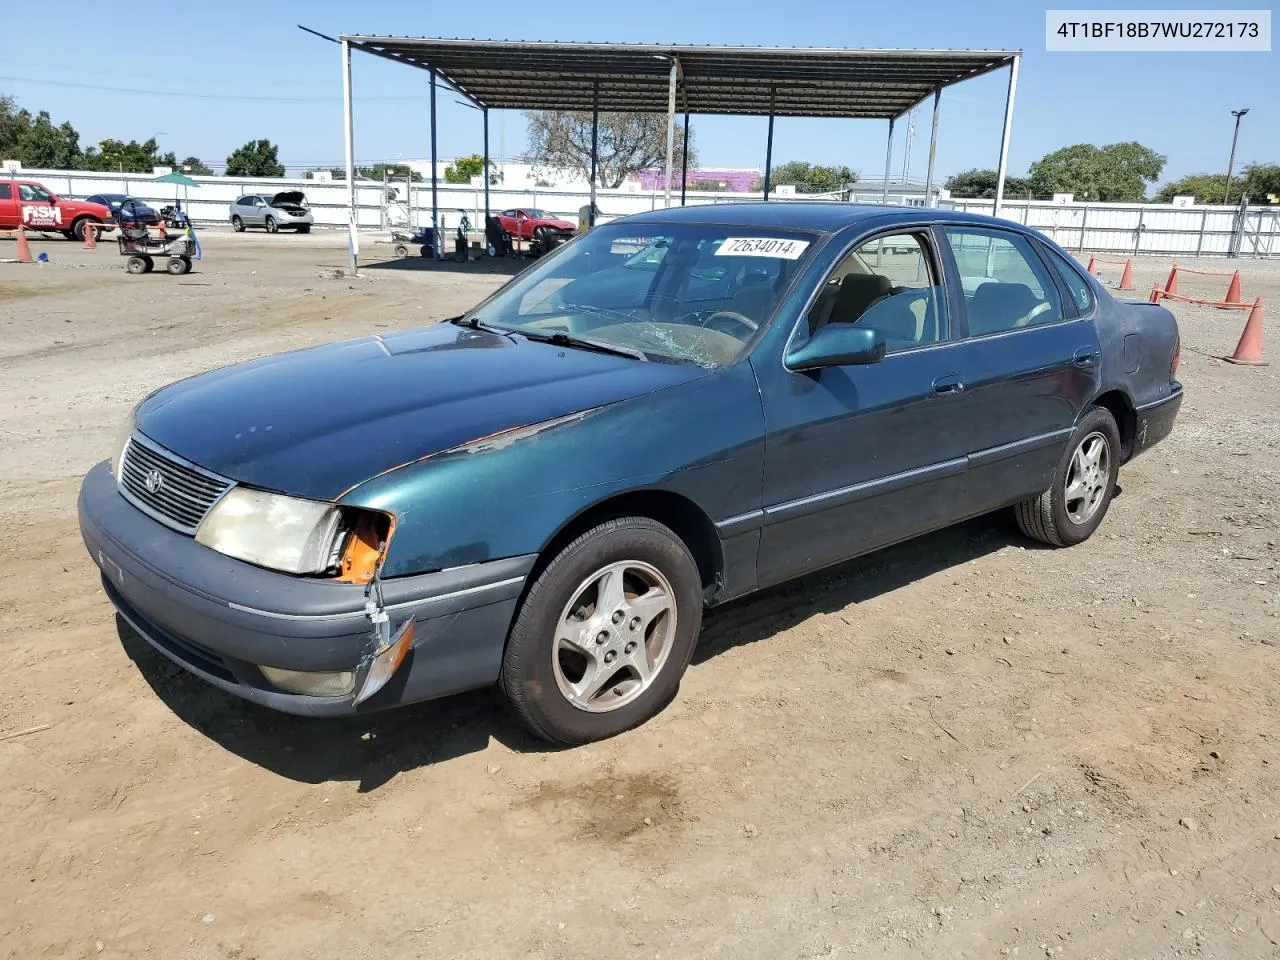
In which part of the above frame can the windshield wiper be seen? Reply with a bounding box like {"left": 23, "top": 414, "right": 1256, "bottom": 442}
{"left": 516, "top": 329, "right": 648, "bottom": 361}
{"left": 451, "top": 315, "right": 513, "bottom": 336}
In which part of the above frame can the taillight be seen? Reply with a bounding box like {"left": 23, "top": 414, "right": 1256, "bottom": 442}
{"left": 1171, "top": 338, "right": 1180, "bottom": 378}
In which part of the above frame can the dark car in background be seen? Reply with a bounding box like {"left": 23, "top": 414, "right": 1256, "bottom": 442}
{"left": 85, "top": 194, "right": 161, "bottom": 227}
{"left": 79, "top": 204, "right": 1181, "bottom": 745}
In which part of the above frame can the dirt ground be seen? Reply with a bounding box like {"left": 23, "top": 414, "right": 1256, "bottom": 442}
{"left": 2, "top": 229, "right": 1278, "bottom": 960}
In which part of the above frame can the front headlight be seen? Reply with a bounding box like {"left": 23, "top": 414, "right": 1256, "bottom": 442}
{"left": 195, "top": 488, "right": 345, "bottom": 575}
{"left": 109, "top": 409, "right": 135, "bottom": 478}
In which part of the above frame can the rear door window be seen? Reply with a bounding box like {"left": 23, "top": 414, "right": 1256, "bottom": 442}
{"left": 1042, "top": 244, "right": 1095, "bottom": 315}
{"left": 943, "top": 227, "right": 1064, "bottom": 337}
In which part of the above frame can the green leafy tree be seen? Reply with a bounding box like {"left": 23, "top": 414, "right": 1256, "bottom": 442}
{"left": 944, "top": 168, "right": 1031, "bottom": 199}
{"left": 181, "top": 156, "right": 215, "bottom": 176}
{"left": 1154, "top": 173, "right": 1243, "bottom": 204}
{"left": 225, "top": 139, "right": 284, "bottom": 178}
{"left": 769, "top": 161, "right": 858, "bottom": 194}
{"left": 1027, "top": 142, "right": 1165, "bottom": 202}
{"left": 0, "top": 94, "right": 33, "bottom": 160}
{"left": 1242, "top": 163, "right": 1280, "bottom": 201}
{"left": 82, "top": 138, "right": 175, "bottom": 173}
{"left": 444, "top": 154, "right": 502, "bottom": 184}
{"left": 526, "top": 111, "right": 694, "bottom": 188}
{"left": 17, "top": 111, "right": 82, "bottom": 168}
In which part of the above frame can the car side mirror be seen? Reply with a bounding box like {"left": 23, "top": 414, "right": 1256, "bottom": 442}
{"left": 786, "top": 323, "right": 886, "bottom": 371}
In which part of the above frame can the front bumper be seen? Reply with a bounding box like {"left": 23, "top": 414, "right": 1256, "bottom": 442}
{"left": 273, "top": 211, "right": 314, "bottom": 226}
{"left": 78, "top": 462, "right": 531, "bottom": 716}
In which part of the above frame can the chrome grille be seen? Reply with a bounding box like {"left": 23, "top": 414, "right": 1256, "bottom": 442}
{"left": 118, "top": 434, "right": 232, "bottom": 534}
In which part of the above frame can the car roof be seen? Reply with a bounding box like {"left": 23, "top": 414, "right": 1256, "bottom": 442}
{"left": 619, "top": 201, "right": 1029, "bottom": 235}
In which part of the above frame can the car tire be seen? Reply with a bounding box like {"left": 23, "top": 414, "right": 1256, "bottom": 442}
{"left": 71, "top": 218, "right": 93, "bottom": 242}
{"left": 264, "top": 216, "right": 278, "bottom": 234}
{"left": 500, "top": 517, "right": 703, "bottom": 745}
{"left": 231, "top": 216, "right": 244, "bottom": 232}
{"left": 296, "top": 224, "right": 311, "bottom": 234}
{"left": 1015, "top": 406, "right": 1121, "bottom": 547}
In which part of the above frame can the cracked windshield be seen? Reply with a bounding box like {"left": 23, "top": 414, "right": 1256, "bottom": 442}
{"left": 467, "top": 225, "right": 816, "bottom": 367}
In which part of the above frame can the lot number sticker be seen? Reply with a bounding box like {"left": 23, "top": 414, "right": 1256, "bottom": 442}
{"left": 716, "top": 237, "right": 810, "bottom": 259}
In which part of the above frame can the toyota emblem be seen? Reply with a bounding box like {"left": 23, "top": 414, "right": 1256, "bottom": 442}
{"left": 144, "top": 469, "right": 164, "bottom": 494}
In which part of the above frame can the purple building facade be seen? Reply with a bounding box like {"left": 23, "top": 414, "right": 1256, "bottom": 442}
{"left": 632, "top": 168, "right": 761, "bottom": 192}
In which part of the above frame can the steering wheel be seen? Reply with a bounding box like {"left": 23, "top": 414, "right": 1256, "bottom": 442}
{"left": 702, "top": 310, "right": 759, "bottom": 338}
{"left": 1013, "top": 300, "right": 1054, "bottom": 328}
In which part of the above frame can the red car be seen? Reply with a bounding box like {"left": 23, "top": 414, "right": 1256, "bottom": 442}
{"left": 0, "top": 179, "right": 113, "bottom": 241}
{"left": 496, "top": 207, "right": 576, "bottom": 244}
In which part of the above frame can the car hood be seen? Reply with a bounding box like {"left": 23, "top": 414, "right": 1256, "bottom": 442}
{"left": 535, "top": 218, "right": 576, "bottom": 230}
{"left": 135, "top": 323, "right": 706, "bottom": 500}
{"left": 271, "top": 191, "right": 308, "bottom": 207}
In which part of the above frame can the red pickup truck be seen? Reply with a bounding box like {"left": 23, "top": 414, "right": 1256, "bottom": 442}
{"left": 0, "top": 179, "right": 113, "bottom": 241}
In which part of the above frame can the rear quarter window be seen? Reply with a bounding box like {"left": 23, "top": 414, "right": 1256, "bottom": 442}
{"left": 1043, "top": 246, "right": 1095, "bottom": 314}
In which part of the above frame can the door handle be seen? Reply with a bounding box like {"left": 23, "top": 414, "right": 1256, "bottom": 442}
{"left": 1072, "top": 347, "right": 1097, "bottom": 367}
{"left": 932, "top": 374, "right": 965, "bottom": 395}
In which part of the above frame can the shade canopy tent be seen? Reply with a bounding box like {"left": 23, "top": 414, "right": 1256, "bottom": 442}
{"left": 331, "top": 34, "right": 1022, "bottom": 273}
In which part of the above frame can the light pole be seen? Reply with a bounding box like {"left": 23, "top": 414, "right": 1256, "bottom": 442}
{"left": 1223, "top": 108, "right": 1248, "bottom": 204}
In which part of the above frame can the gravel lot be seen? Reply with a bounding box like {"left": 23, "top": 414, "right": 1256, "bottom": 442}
{"left": 2, "top": 229, "right": 1279, "bottom": 960}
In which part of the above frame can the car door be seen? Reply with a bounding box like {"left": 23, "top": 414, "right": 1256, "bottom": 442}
{"left": 0, "top": 181, "right": 17, "bottom": 229}
{"left": 753, "top": 228, "right": 972, "bottom": 588}
{"left": 936, "top": 225, "right": 1100, "bottom": 513}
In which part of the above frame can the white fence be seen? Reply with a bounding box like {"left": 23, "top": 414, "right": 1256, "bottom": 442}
{"left": 950, "top": 198, "right": 1279, "bottom": 259}
{"left": 14, "top": 167, "right": 1280, "bottom": 258}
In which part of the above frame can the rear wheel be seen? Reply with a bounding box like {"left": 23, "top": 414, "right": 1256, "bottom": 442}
{"left": 125, "top": 256, "right": 148, "bottom": 275}
{"left": 1015, "top": 406, "right": 1121, "bottom": 547}
{"left": 166, "top": 256, "right": 190, "bottom": 276}
{"left": 394, "top": 244, "right": 409, "bottom": 258}
{"left": 231, "top": 215, "right": 244, "bottom": 232}
{"left": 296, "top": 224, "right": 311, "bottom": 234}
{"left": 500, "top": 517, "right": 702, "bottom": 745}
{"left": 264, "top": 216, "right": 278, "bottom": 234}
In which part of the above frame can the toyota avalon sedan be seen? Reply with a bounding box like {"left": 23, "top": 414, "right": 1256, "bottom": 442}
{"left": 79, "top": 204, "right": 1182, "bottom": 744}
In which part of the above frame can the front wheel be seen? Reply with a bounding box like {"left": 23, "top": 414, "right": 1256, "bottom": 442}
{"left": 125, "top": 256, "right": 148, "bottom": 275}
{"left": 231, "top": 215, "right": 244, "bottom": 232}
{"left": 264, "top": 216, "right": 278, "bottom": 234}
{"left": 166, "top": 256, "right": 191, "bottom": 275}
{"left": 71, "top": 218, "right": 95, "bottom": 242}
{"left": 1015, "top": 406, "right": 1121, "bottom": 547}
{"left": 296, "top": 224, "right": 311, "bottom": 234}
{"left": 500, "top": 517, "right": 703, "bottom": 745}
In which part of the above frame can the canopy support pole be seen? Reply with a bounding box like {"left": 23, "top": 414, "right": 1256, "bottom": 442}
{"left": 924, "top": 87, "right": 941, "bottom": 207}
{"left": 763, "top": 87, "right": 776, "bottom": 200}
{"left": 590, "top": 81, "right": 599, "bottom": 226}
{"left": 482, "top": 107, "right": 491, "bottom": 246}
{"left": 341, "top": 38, "right": 356, "bottom": 275}
{"left": 429, "top": 67, "right": 440, "bottom": 258}
{"left": 993, "top": 54, "right": 1021, "bottom": 219}
{"left": 663, "top": 58, "right": 678, "bottom": 208}
{"left": 680, "top": 111, "right": 690, "bottom": 206}
{"left": 882, "top": 117, "right": 895, "bottom": 204}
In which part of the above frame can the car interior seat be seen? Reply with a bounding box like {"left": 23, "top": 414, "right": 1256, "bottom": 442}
{"left": 822, "top": 273, "right": 893, "bottom": 329}
{"left": 968, "top": 282, "right": 1040, "bottom": 335}
{"left": 729, "top": 270, "right": 776, "bottom": 324}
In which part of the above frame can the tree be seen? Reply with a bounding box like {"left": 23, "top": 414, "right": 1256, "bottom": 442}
{"left": 0, "top": 95, "right": 33, "bottom": 160}
{"left": 1243, "top": 163, "right": 1280, "bottom": 201}
{"left": 225, "top": 139, "right": 284, "bottom": 178}
{"left": 525, "top": 111, "right": 694, "bottom": 188}
{"left": 357, "top": 162, "right": 421, "bottom": 182}
{"left": 445, "top": 154, "right": 499, "bottom": 184}
{"left": 82, "top": 138, "right": 175, "bottom": 173}
{"left": 1154, "top": 173, "right": 1243, "bottom": 204}
{"left": 181, "top": 156, "right": 215, "bottom": 176}
{"left": 17, "top": 111, "right": 82, "bottom": 169}
{"left": 769, "top": 161, "right": 858, "bottom": 194}
{"left": 1027, "top": 142, "right": 1165, "bottom": 202}
{"left": 944, "top": 168, "right": 1031, "bottom": 199}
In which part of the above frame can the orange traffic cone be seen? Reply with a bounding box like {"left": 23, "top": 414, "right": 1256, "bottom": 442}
{"left": 1085, "top": 255, "right": 1096, "bottom": 275}
{"left": 83, "top": 222, "right": 97, "bottom": 250}
{"left": 1118, "top": 259, "right": 1135, "bottom": 291}
{"left": 1149, "top": 284, "right": 1162, "bottom": 304}
{"left": 15, "top": 226, "right": 33, "bottom": 263}
{"left": 1165, "top": 264, "right": 1179, "bottom": 297}
{"left": 1223, "top": 298, "right": 1266, "bottom": 366}
{"left": 1223, "top": 270, "right": 1242, "bottom": 306}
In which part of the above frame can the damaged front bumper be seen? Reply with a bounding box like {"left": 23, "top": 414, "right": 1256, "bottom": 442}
{"left": 78, "top": 462, "right": 531, "bottom": 717}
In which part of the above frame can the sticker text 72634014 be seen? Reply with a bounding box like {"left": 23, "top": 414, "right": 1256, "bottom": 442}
{"left": 715, "top": 237, "right": 810, "bottom": 260}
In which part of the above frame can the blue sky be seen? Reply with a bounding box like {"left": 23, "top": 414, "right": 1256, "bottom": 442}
{"left": 2, "top": 1, "right": 1274, "bottom": 187}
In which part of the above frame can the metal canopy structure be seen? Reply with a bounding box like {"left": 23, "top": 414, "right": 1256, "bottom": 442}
{"left": 332, "top": 34, "right": 1023, "bottom": 275}
{"left": 342, "top": 38, "right": 1017, "bottom": 119}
